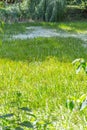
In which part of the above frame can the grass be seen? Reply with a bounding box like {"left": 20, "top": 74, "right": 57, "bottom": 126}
{"left": 3, "top": 21, "right": 87, "bottom": 36}
{"left": 0, "top": 22, "right": 87, "bottom": 129}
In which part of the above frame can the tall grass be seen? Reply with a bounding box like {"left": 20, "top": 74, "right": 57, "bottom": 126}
{"left": 0, "top": 21, "right": 87, "bottom": 129}
{"left": 0, "top": 33, "right": 87, "bottom": 129}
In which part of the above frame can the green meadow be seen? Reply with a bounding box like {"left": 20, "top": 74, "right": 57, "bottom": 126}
{"left": 4, "top": 21, "right": 87, "bottom": 34}
{"left": 0, "top": 22, "right": 87, "bottom": 130}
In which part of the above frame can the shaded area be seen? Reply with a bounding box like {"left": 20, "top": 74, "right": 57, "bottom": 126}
{"left": 4, "top": 21, "right": 87, "bottom": 35}
{"left": 0, "top": 37, "right": 86, "bottom": 62}
{"left": 66, "top": 5, "right": 87, "bottom": 21}
{"left": 0, "top": 113, "right": 14, "bottom": 118}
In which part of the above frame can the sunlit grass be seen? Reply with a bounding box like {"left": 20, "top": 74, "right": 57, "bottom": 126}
{"left": 58, "top": 22, "right": 87, "bottom": 33}
{"left": 0, "top": 22, "right": 87, "bottom": 129}
{"left": 58, "top": 24, "right": 73, "bottom": 32}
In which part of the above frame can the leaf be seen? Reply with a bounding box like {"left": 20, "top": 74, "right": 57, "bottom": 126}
{"left": 19, "top": 121, "right": 33, "bottom": 128}
{"left": 76, "top": 65, "right": 81, "bottom": 74}
{"left": 26, "top": 113, "right": 36, "bottom": 118}
{"left": 66, "top": 100, "right": 75, "bottom": 110}
{"left": 79, "top": 94, "right": 87, "bottom": 102}
{"left": 72, "top": 58, "right": 81, "bottom": 65}
{"left": 15, "top": 127, "right": 24, "bottom": 130}
{"left": 81, "top": 61, "right": 86, "bottom": 70}
{"left": 0, "top": 113, "right": 14, "bottom": 118}
{"left": 80, "top": 99, "right": 87, "bottom": 111}
{"left": 20, "top": 107, "right": 31, "bottom": 112}
{"left": 16, "top": 91, "right": 22, "bottom": 97}
{"left": 69, "top": 101, "right": 75, "bottom": 111}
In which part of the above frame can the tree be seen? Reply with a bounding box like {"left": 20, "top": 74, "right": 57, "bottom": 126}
{"left": 31, "top": 0, "right": 66, "bottom": 22}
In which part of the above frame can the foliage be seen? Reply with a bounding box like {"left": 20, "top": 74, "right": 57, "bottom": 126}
{"left": 1, "top": 0, "right": 87, "bottom": 22}
{"left": 72, "top": 58, "right": 87, "bottom": 74}
{"left": 67, "top": 0, "right": 87, "bottom": 9}
{"left": 66, "top": 59, "right": 87, "bottom": 112}
{"left": 30, "top": 0, "right": 66, "bottom": 22}
{"left": 0, "top": 0, "right": 66, "bottom": 22}
{"left": 1, "top": 91, "right": 49, "bottom": 129}
{"left": 0, "top": 1, "right": 5, "bottom": 7}
{"left": 82, "top": 0, "right": 87, "bottom": 9}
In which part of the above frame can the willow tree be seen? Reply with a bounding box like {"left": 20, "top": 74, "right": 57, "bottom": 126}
{"left": 35, "top": 0, "right": 66, "bottom": 21}
{"left": 46, "top": 0, "right": 66, "bottom": 21}
{"left": 29, "top": 0, "right": 40, "bottom": 19}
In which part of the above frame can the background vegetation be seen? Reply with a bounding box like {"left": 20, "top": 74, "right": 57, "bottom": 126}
{"left": 0, "top": 0, "right": 87, "bottom": 22}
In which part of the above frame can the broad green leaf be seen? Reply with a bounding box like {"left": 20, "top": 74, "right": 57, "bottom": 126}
{"left": 69, "top": 101, "right": 75, "bottom": 111}
{"left": 81, "top": 61, "right": 86, "bottom": 70}
{"left": 0, "top": 113, "right": 14, "bottom": 119}
{"left": 19, "top": 121, "right": 33, "bottom": 128}
{"left": 66, "top": 100, "right": 75, "bottom": 110}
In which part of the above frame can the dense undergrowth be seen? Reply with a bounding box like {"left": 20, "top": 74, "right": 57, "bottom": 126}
{"left": 0, "top": 0, "right": 87, "bottom": 23}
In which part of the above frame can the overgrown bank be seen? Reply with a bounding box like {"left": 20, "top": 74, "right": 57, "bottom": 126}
{"left": 0, "top": 0, "right": 87, "bottom": 23}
